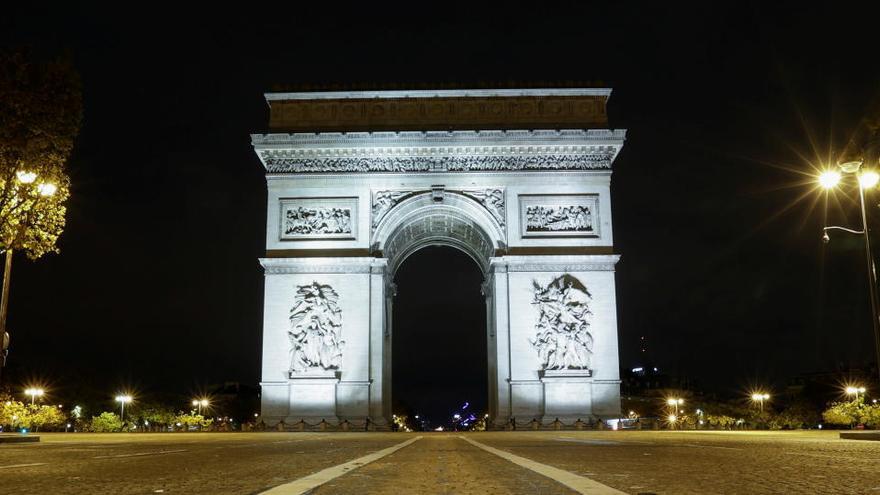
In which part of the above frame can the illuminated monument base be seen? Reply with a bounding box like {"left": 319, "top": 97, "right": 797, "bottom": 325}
{"left": 253, "top": 88, "right": 626, "bottom": 428}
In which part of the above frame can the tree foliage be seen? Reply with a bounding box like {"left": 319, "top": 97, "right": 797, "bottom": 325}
{"left": 175, "top": 412, "right": 213, "bottom": 430}
{"left": 28, "top": 404, "right": 65, "bottom": 430}
{"left": 0, "top": 397, "right": 29, "bottom": 430}
{"left": 823, "top": 398, "right": 880, "bottom": 428}
{"left": 0, "top": 399, "right": 64, "bottom": 430}
{"left": 0, "top": 50, "right": 81, "bottom": 259}
{"left": 89, "top": 411, "right": 123, "bottom": 432}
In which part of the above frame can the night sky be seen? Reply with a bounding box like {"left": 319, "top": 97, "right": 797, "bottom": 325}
{"left": 3, "top": 4, "right": 880, "bottom": 415}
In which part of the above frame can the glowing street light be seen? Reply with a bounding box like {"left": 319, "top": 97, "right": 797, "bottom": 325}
{"left": 115, "top": 395, "right": 133, "bottom": 422}
{"left": 750, "top": 393, "right": 771, "bottom": 412}
{"left": 192, "top": 398, "right": 209, "bottom": 415}
{"left": 24, "top": 388, "right": 44, "bottom": 405}
{"left": 819, "top": 159, "right": 880, "bottom": 386}
{"left": 819, "top": 170, "right": 842, "bottom": 189}
{"left": 15, "top": 171, "right": 37, "bottom": 184}
{"left": 0, "top": 170, "right": 58, "bottom": 388}
{"left": 846, "top": 386, "right": 867, "bottom": 401}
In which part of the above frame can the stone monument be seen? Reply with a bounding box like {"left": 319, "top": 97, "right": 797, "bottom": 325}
{"left": 253, "top": 88, "right": 625, "bottom": 428}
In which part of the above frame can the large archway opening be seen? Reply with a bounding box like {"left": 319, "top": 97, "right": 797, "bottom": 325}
{"left": 391, "top": 245, "right": 487, "bottom": 430}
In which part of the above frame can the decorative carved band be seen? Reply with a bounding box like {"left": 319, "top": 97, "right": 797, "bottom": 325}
{"left": 260, "top": 153, "right": 613, "bottom": 174}
{"left": 491, "top": 255, "right": 620, "bottom": 273}
{"left": 266, "top": 94, "right": 608, "bottom": 132}
{"left": 260, "top": 257, "right": 383, "bottom": 274}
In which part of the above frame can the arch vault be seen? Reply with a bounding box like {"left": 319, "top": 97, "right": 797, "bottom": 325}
{"left": 253, "top": 88, "right": 625, "bottom": 428}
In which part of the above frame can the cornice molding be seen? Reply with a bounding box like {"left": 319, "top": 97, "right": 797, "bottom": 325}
{"left": 265, "top": 88, "right": 613, "bottom": 101}
{"left": 252, "top": 130, "right": 625, "bottom": 174}
{"left": 259, "top": 257, "right": 384, "bottom": 274}
{"left": 490, "top": 254, "right": 621, "bottom": 272}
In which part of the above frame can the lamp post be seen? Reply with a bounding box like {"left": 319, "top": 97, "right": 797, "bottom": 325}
{"left": 192, "top": 398, "right": 208, "bottom": 416}
{"left": 846, "top": 386, "right": 866, "bottom": 401}
{"left": 0, "top": 171, "right": 57, "bottom": 387}
{"left": 666, "top": 398, "right": 683, "bottom": 429}
{"left": 750, "top": 393, "right": 770, "bottom": 412}
{"left": 819, "top": 161, "right": 880, "bottom": 386}
{"left": 115, "top": 395, "right": 132, "bottom": 422}
{"left": 24, "top": 388, "right": 44, "bottom": 406}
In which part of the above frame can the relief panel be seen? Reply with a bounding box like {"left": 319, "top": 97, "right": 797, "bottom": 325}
{"left": 519, "top": 194, "right": 599, "bottom": 238}
{"left": 279, "top": 197, "right": 358, "bottom": 241}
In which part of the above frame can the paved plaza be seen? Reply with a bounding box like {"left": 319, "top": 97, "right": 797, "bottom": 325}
{"left": 1, "top": 430, "right": 879, "bottom": 494}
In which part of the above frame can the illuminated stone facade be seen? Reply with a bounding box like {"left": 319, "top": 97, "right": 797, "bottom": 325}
{"left": 254, "top": 88, "right": 624, "bottom": 428}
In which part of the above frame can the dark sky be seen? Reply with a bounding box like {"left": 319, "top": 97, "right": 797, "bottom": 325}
{"left": 3, "top": 4, "right": 880, "bottom": 411}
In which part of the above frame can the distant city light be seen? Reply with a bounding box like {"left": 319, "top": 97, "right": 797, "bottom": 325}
{"left": 631, "top": 367, "right": 643, "bottom": 373}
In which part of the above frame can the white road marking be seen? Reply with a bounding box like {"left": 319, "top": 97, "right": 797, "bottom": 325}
{"left": 676, "top": 443, "right": 744, "bottom": 451}
{"left": 0, "top": 462, "right": 47, "bottom": 469}
{"left": 259, "top": 436, "right": 422, "bottom": 495}
{"left": 556, "top": 438, "right": 622, "bottom": 446}
{"left": 93, "top": 449, "right": 187, "bottom": 459}
{"left": 460, "top": 436, "right": 627, "bottom": 495}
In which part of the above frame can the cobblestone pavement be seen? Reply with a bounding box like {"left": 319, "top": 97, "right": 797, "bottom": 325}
{"left": 1, "top": 430, "right": 879, "bottom": 494}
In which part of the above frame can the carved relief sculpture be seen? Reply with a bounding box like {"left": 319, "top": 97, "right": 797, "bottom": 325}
{"left": 288, "top": 282, "right": 344, "bottom": 374}
{"left": 530, "top": 274, "right": 593, "bottom": 370}
{"left": 285, "top": 206, "right": 352, "bottom": 236}
{"left": 371, "top": 190, "right": 414, "bottom": 230}
{"left": 461, "top": 188, "right": 506, "bottom": 227}
{"left": 526, "top": 205, "right": 593, "bottom": 233}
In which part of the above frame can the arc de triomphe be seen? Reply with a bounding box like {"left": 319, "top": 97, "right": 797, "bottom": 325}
{"left": 253, "top": 88, "right": 625, "bottom": 428}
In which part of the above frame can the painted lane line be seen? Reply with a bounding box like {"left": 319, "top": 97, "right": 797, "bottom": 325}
{"left": 460, "top": 436, "right": 626, "bottom": 495}
{"left": 259, "top": 435, "right": 422, "bottom": 495}
{"left": 0, "top": 462, "right": 47, "bottom": 469}
{"left": 675, "top": 443, "right": 744, "bottom": 451}
{"left": 93, "top": 449, "right": 187, "bottom": 459}
{"left": 556, "top": 437, "right": 623, "bottom": 446}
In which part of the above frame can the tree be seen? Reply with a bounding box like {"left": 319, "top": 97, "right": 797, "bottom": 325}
{"left": 823, "top": 399, "right": 866, "bottom": 428}
{"left": 29, "top": 404, "right": 64, "bottom": 431}
{"left": 134, "top": 403, "right": 177, "bottom": 431}
{"left": 174, "top": 412, "right": 213, "bottom": 431}
{"left": 0, "top": 49, "right": 80, "bottom": 258}
{"left": 89, "top": 412, "right": 123, "bottom": 432}
{"left": 0, "top": 49, "right": 81, "bottom": 384}
{"left": 0, "top": 397, "right": 29, "bottom": 430}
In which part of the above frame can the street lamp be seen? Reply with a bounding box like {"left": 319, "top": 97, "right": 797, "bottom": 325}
{"left": 192, "top": 398, "right": 209, "bottom": 415}
{"left": 115, "top": 395, "right": 133, "bottom": 422}
{"left": 750, "top": 393, "right": 770, "bottom": 412}
{"left": 845, "top": 386, "right": 867, "bottom": 401}
{"left": 0, "top": 170, "right": 57, "bottom": 387}
{"left": 23, "top": 388, "right": 44, "bottom": 405}
{"left": 819, "top": 159, "right": 880, "bottom": 386}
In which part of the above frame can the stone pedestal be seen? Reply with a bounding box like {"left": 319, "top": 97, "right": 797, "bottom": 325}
{"left": 287, "top": 369, "right": 340, "bottom": 424}
{"left": 540, "top": 369, "right": 593, "bottom": 423}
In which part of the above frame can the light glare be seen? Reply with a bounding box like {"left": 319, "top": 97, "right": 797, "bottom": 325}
{"left": 860, "top": 171, "right": 880, "bottom": 189}
{"left": 16, "top": 171, "right": 37, "bottom": 184}
{"left": 37, "top": 183, "right": 57, "bottom": 196}
{"left": 818, "top": 170, "right": 841, "bottom": 189}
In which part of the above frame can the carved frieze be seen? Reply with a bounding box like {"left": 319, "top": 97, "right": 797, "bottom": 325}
{"left": 531, "top": 274, "right": 593, "bottom": 371}
{"left": 289, "top": 282, "right": 344, "bottom": 375}
{"left": 519, "top": 194, "right": 599, "bottom": 238}
{"left": 280, "top": 197, "right": 357, "bottom": 241}
{"left": 261, "top": 153, "right": 614, "bottom": 174}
